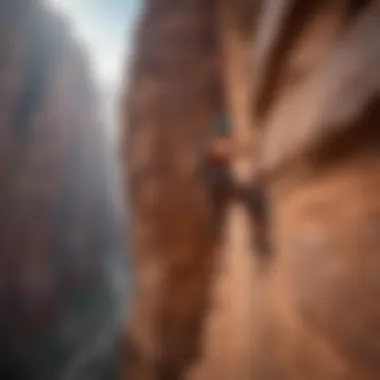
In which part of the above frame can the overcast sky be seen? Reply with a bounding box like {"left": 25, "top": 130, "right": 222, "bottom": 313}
{"left": 49, "top": 0, "right": 140, "bottom": 93}
{"left": 48, "top": 0, "right": 141, "bottom": 138}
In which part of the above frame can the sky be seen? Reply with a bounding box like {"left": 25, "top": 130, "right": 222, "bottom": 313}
{"left": 47, "top": 0, "right": 141, "bottom": 138}
{"left": 44, "top": 0, "right": 139, "bottom": 217}
{"left": 49, "top": 0, "right": 140, "bottom": 92}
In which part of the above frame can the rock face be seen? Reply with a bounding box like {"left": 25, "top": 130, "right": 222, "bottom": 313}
{"left": 0, "top": 1, "right": 126, "bottom": 379}
{"left": 122, "top": 1, "right": 380, "bottom": 380}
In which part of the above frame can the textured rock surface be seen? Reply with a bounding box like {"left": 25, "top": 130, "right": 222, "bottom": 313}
{"left": 123, "top": 1, "right": 380, "bottom": 379}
